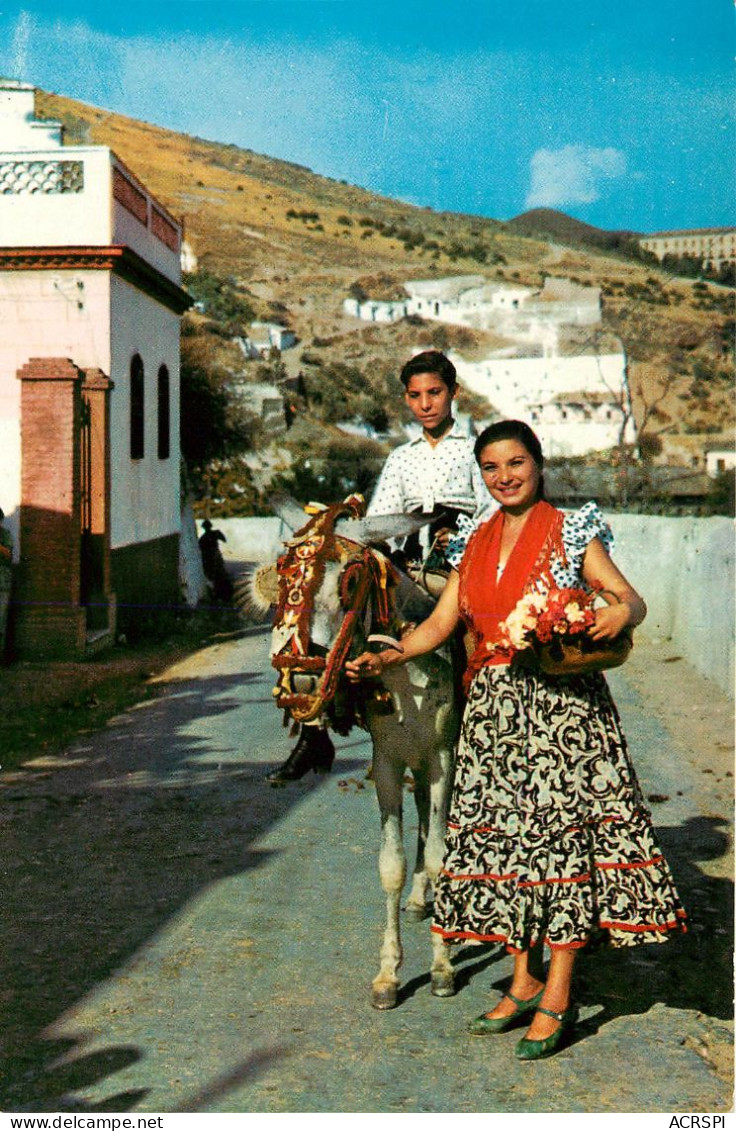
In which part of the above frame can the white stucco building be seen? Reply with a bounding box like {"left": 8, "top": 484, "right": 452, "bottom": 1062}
{"left": 705, "top": 446, "right": 736, "bottom": 478}
{"left": 238, "top": 322, "right": 297, "bottom": 358}
{"left": 450, "top": 350, "right": 636, "bottom": 458}
{"left": 0, "top": 80, "right": 190, "bottom": 656}
{"left": 402, "top": 275, "right": 601, "bottom": 336}
{"left": 342, "top": 274, "right": 602, "bottom": 351}
{"left": 341, "top": 297, "right": 408, "bottom": 323}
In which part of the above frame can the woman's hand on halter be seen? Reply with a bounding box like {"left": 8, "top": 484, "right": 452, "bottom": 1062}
{"left": 346, "top": 648, "right": 402, "bottom": 682}
{"left": 347, "top": 571, "right": 462, "bottom": 682}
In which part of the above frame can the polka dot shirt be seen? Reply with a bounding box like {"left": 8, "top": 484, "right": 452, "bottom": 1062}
{"left": 367, "top": 421, "right": 495, "bottom": 520}
{"left": 447, "top": 500, "right": 615, "bottom": 578}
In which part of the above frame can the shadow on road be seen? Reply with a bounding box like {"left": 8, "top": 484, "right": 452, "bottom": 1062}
{"left": 573, "top": 815, "right": 733, "bottom": 1033}
{"left": 0, "top": 650, "right": 339, "bottom": 1111}
{"left": 0, "top": 640, "right": 731, "bottom": 1109}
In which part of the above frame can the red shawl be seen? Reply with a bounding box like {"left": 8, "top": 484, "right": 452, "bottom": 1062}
{"left": 459, "top": 500, "right": 563, "bottom": 684}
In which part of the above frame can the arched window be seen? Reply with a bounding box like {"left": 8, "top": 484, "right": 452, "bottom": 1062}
{"left": 157, "top": 364, "right": 170, "bottom": 460}
{"left": 130, "top": 354, "right": 144, "bottom": 460}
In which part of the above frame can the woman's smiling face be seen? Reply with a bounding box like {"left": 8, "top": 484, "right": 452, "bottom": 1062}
{"left": 477, "top": 438, "right": 541, "bottom": 511}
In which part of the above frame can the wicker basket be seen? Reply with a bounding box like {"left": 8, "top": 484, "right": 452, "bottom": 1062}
{"left": 533, "top": 628, "right": 633, "bottom": 676}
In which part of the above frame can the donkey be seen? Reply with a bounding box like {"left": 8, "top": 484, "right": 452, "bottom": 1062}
{"left": 241, "top": 493, "right": 461, "bottom": 1010}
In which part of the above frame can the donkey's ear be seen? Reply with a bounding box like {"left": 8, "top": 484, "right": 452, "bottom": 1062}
{"left": 335, "top": 511, "right": 447, "bottom": 545}
{"left": 268, "top": 492, "right": 310, "bottom": 533}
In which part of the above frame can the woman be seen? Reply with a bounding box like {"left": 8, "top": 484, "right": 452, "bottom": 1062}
{"left": 346, "top": 420, "right": 685, "bottom": 1061}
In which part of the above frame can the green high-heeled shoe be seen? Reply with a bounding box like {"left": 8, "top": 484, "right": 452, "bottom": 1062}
{"left": 514, "top": 1004, "right": 577, "bottom": 1060}
{"left": 467, "top": 987, "right": 545, "bottom": 1035}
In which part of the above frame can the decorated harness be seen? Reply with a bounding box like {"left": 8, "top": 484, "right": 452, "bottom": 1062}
{"left": 271, "top": 494, "right": 398, "bottom": 728}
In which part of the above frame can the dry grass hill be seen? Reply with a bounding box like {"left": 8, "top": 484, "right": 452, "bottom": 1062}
{"left": 36, "top": 89, "right": 734, "bottom": 488}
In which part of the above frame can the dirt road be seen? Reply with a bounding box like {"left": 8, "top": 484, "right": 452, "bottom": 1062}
{"left": 0, "top": 628, "right": 732, "bottom": 1113}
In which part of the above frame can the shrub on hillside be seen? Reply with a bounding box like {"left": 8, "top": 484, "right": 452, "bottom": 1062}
{"left": 706, "top": 469, "right": 735, "bottom": 516}
{"left": 269, "top": 432, "right": 387, "bottom": 506}
{"left": 183, "top": 269, "right": 255, "bottom": 330}
{"left": 191, "top": 457, "right": 268, "bottom": 518}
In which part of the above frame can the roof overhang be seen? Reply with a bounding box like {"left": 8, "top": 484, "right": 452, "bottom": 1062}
{"left": 0, "top": 245, "right": 192, "bottom": 315}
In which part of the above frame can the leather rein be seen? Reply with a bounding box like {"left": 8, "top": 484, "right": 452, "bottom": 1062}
{"left": 271, "top": 497, "right": 396, "bottom": 724}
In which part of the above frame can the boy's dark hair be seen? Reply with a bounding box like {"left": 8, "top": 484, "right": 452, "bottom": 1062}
{"left": 399, "top": 350, "right": 457, "bottom": 392}
{"left": 474, "top": 419, "right": 546, "bottom": 500}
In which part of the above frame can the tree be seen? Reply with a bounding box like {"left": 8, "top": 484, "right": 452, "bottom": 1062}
{"left": 180, "top": 334, "right": 263, "bottom": 475}
{"left": 269, "top": 431, "right": 387, "bottom": 506}
{"left": 707, "top": 469, "right": 735, "bottom": 516}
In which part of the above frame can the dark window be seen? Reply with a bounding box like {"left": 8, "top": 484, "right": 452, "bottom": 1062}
{"left": 157, "top": 364, "right": 170, "bottom": 460}
{"left": 130, "top": 354, "right": 144, "bottom": 460}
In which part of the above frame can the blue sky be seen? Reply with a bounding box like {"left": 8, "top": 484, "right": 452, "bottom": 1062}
{"left": 0, "top": 0, "right": 733, "bottom": 232}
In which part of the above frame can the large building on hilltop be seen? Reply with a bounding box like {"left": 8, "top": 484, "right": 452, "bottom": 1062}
{"left": 0, "top": 80, "right": 191, "bottom": 658}
{"left": 639, "top": 227, "right": 735, "bottom": 271}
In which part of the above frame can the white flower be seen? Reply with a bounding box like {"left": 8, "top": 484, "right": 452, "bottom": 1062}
{"left": 500, "top": 592, "right": 545, "bottom": 649}
{"left": 565, "top": 601, "right": 587, "bottom": 625}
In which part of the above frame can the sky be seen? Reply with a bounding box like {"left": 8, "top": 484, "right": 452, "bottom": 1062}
{"left": 0, "top": 0, "right": 733, "bottom": 233}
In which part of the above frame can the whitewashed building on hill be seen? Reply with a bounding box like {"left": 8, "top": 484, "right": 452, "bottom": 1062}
{"left": 342, "top": 274, "right": 601, "bottom": 347}
{"left": 341, "top": 297, "right": 408, "bottom": 323}
{"left": 340, "top": 267, "right": 624, "bottom": 458}
{"left": 403, "top": 274, "right": 486, "bottom": 318}
{"left": 402, "top": 275, "right": 600, "bottom": 334}
{"left": 238, "top": 321, "right": 297, "bottom": 358}
{"left": 450, "top": 350, "right": 636, "bottom": 458}
{"left": 0, "top": 80, "right": 190, "bottom": 657}
{"left": 705, "top": 445, "right": 736, "bottom": 478}
{"left": 180, "top": 240, "right": 198, "bottom": 273}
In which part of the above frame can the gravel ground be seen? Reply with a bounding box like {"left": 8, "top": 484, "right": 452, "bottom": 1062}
{"left": 0, "top": 628, "right": 732, "bottom": 1114}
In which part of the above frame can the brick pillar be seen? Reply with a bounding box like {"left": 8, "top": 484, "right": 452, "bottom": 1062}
{"left": 14, "top": 357, "right": 87, "bottom": 658}
{"left": 81, "top": 368, "right": 117, "bottom": 641}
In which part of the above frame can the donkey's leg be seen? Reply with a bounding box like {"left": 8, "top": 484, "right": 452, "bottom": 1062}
{"left": 425, "top": 738, "right": 456, "bottom": 998}
{"left": 405, "top": 766, "right": 430, "bottom": 921}
{"left": 371, "top": 752, "right": 407, "bottom": 1010}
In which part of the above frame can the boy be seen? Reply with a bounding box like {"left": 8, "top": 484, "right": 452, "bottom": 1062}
{"left": 267, "top": 349, "right": 494, "bottom": 782}
{"left": 367, "top": 349, "right": 494, "bottom": 566}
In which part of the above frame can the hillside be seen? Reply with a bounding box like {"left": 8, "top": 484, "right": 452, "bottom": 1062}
{"left": 505, "top": 208, "right": 643, "bottom": 252}
{"left": 34, "top": 89, "right": 734, "bottom": 488}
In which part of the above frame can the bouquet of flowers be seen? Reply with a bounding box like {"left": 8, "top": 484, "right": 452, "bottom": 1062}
{"left": 499, "top": 587, "right": 631, "bottom": 676}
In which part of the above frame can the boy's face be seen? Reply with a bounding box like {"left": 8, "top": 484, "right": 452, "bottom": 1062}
{"left": 404, "top": 371, "right": 455, "bottom": 434}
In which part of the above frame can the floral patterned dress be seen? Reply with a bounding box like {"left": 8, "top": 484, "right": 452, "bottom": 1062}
{"left": 431, "top": 501, "right": 686, "bottom": 952}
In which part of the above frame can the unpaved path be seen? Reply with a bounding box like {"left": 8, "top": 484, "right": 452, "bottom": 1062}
{"left": 0, "top": 630, "right": 732, "bottom": 1113}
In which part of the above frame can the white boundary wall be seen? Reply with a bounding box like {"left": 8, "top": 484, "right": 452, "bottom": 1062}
{"left": 206, "top": 517, "right": 292, "bottom": 566}
{"left": 194, "top": 514, "right": 734, "bottom": 698}
{"left": 604, "top": 514, "right": 734, "bottom": 699}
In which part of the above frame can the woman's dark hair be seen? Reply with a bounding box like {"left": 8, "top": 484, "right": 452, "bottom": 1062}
{"left": 474, "top": 419, "right": 546, "bottom": 500}
{"left": 399, "top": 350, "right": 457, "bottom": 393}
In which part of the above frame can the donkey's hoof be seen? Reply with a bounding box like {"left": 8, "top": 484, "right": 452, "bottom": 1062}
{"left": 372, "top": 983, "right": 399, "bottom": 1010}
{"left": 404, "top": 902, "right": 429, "bottom": 922}
{"left": 430, "top": 971, "right": 456, "bottom": 998}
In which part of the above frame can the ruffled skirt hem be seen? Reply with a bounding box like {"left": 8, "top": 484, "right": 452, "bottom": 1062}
{"left": 430, "top": 664, "right": 687, "bottom": 951}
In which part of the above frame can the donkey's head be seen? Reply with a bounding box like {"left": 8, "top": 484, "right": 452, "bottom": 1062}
{"left": 255, "top": 494, "right": 436, "bottom": 727}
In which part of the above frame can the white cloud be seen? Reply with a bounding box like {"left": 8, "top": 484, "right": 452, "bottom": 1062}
{"left": 10, "top": 9, "right": 32, "bottom": 78}
{"left": 525, "top": 144, "right": 627, "bottom": 209}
